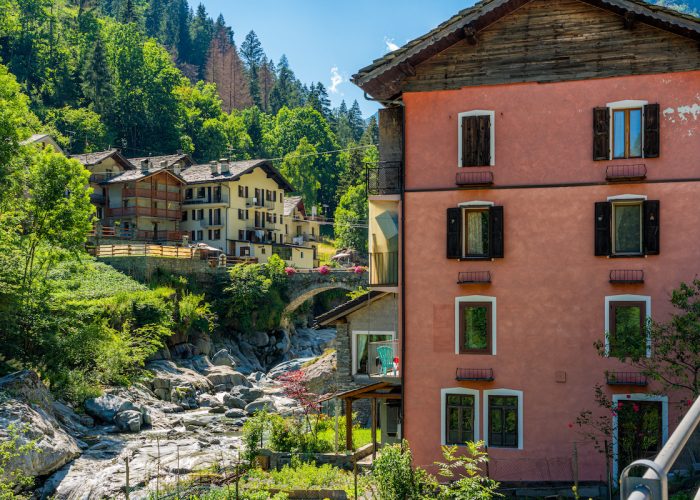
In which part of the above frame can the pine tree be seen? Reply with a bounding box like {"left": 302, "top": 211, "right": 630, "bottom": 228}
{"left": 81, "top": 34, "right": 112, "bottom": 115}
{"left": 190, "top": 3, "right": 214, "bottom": 78}
{"left": 205, "top": 27, "right": 252, "bottom": 112}
{"left": 240, "top": 30, "right": 264, "bottom": 70}
{"left": 145, "top": 0, "right": 164, "bottom": 38}
{"left": 121, "top": 0, "right": 136, "bottom": 24}
{"left": 270, "top": 54, "right": 302, "bottom": 113}
{"left": 348, "top": 100, "right": 365, "bottom": 142}
{"left": 174, "top": 0, "right": 192, "bottom": 62}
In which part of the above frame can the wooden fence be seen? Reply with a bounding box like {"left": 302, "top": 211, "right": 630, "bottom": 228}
{"left": 88, "top": 244, "right": 196, "bottom": 259}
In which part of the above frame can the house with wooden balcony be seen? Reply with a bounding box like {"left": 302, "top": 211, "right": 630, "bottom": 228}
{"left": 179, "top": 159, "right": 316, "bottom": 268}
{"left": 71, "top": 149, "right": 135, "bottom": 222}
{"left": 352, "top": 0, "right": 700, "bottom": 487}
{"left": 101, "top": 161, "right": 186, "bottom": 241}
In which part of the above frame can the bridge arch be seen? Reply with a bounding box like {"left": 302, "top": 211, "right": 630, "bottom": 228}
{"left": 282, "top": 272, "right": 367, "bottom": 326}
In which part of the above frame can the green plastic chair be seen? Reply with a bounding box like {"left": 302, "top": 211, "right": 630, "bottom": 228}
{"left": 377, "top": 346, "right": 394, "bottom": 376}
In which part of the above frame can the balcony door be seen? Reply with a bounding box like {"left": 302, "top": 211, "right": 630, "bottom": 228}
{"left": 352, "top": 330, "right": 394, "bottom": 376}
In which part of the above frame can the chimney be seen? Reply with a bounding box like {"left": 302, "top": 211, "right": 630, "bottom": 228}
{"left": 210, "top": 160, "right": 218, "bottom": 175}
{"left": 219, "top": 158, "right": 229, "bottom": 174}
{"left": 140, "top": 159, "right": 149, "bottom": 172}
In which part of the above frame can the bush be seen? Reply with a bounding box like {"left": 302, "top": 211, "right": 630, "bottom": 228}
{"left": 0, "top": 423, "right": 37, "bottom": 499}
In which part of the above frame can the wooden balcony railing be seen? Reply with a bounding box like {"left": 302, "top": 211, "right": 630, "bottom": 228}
{"left": 122, "top": 188, "right": 181, "bottom": 201}
{"left": 107, "top": 207, "right": 181, "bottom": 219}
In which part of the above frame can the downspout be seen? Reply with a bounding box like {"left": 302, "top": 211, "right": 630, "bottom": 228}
{"left": 399, "top": 101, "right": 407, "bottom": 441}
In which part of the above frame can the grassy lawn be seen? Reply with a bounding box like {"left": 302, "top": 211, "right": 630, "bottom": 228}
{"left": 316, "top": 240, "right": 336, "bottom": 264}
{"left": 316, "top": 426, "right": 379, "bottom": 450}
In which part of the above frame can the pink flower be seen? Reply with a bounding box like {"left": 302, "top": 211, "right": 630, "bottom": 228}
{"left": 284, "top": 267, "right": 296, "bottom": 276}
{"left": 633, "top": 404, "right": 640, "bottom": 413}
{"left": 617, "top": 401, "right": 624, "bottom": 409}
{"left": 687, "top": 399, "right": 693, "bottom": 406}
{"left": 352, "top": 266, "right": 366, "bottom": 274}
{"left": 318, "top": 265, "right": 331, "bottom": 275}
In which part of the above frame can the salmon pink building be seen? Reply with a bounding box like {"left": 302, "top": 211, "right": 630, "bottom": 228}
{"left": 352, "top": 0, "right": 700, "bottom": 489}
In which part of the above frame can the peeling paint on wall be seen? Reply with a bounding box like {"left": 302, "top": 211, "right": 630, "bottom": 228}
{"left": 662, "top": 103, "right": 700, "bottom": 123}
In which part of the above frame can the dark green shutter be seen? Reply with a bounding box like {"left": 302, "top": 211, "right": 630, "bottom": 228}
{"left": 593, "top": 107, "right": 610, "bottom": 161}
{"left": 489, "top": 206, "right": 504, "bottom": 259}
{"left": 447, "top": 208, "right": 462, "bottom": 259}
{"left": 594, "top": 202, "right": 612, "bottom": 256}
{"left": 643, "top": 200, "right": 660, "bottom": 255}
{"left": 644, "top": 104, "right": 660, "bottom": 158}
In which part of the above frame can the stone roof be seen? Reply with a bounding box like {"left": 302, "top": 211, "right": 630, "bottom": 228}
{"left": 179, "top": 159, "right": 295, "bottom": 191}
{"left": 352, "top": 0, "right": 700, "bottom": 99}
{"left": 315, "top": 291, "right": 388, "bottom": 327}
{"left": 71, "top": 149, "right": 134, "bottom": 169}
{"left": 21, "top": 134, "right": 51, "bottom": 145}
{"left": 283, "top": 196, "right": 304, "bottom": 217}
{"left": 129, "top": 154, "right": 193, "bottom": 169}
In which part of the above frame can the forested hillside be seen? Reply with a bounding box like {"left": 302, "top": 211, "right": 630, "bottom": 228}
{"left": 0, "top": 0, "right": 378, "bottom": 220}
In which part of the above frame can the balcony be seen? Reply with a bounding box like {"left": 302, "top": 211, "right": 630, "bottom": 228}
{"left": 265, "top": 201, "right": 276, "bottom": 211}
{"left": 457, "top": 271, "right": 492, "bottom": 284}
{"left": 107, "top": 207, "right": 181, "bottom": 219}
{"left": 199, "top": 218, "right": 223, "bottom": 228}
{"left": 246, "top": 198, "right": 265, "bottom": 209}
{"left": 89, "top": 173, "right": 120, "bottom": 184}
{"left": 606, "top": 163, "right": 647, "bottom": 182}
{"left": 136, "top": 230, "right": 188, "bottom": 242}
{"left": 367, "top": 340, "right": 400, "bottom": 378}
{"left": 606, "top": 371, "right": 648, "bottom": 386}
{"left": 123, "top": 188, "right": 181, "bottom": 202}
{"left": 367, "top": 161, "right": 402, "bottom": 196}
{"left": 456, "top": 171, "right": 494, "bottom": 187}
{"left": 369, "top": 251, "right": 399, "bottom": 287}
{"left": 609, "top": 269, "right": 645, "bottom": 284}
{"left": 456, "top": 368, "right": 494, "bottom": 382}
{"left": 182, "top": 194, "right": 226, "bottom": 206}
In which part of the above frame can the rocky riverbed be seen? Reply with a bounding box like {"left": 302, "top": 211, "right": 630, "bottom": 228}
{"left": 0, "top": 328, "right": 337, "bottom": 499}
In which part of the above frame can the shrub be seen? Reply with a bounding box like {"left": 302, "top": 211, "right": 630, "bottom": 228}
{"left": 0, "top": 423, "right": 38, "bottom": 499}
{"left": 372, "top": 441, "right": 432, "bottom": 499}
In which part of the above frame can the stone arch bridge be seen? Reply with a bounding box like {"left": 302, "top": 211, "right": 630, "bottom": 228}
{"left": 283, "top": 270, "right": 367, "bottom": 323}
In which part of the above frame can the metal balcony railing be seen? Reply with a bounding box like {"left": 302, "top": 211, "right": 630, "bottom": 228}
{"left": 455, "top": 368, "right": 494, "bottom": 381}
{"left": 606, "top": 163, "right": 647, "bottom": 182}
{"left": 456, "top": 170, "right": 494, "bottom": 187}
{"left": 368, "top": 339, "right": 399, "bottom": 377}
{"left": 605, "top": 371, "right": 648, "bottom": 386}
{"left": 182, "top": 195, "right": 226, "bottom": 205}
{"left": 370, "top": 251, "right": 399, "bottom": 286}
{"left": 367, "top": 161, "right": 402, "bottom": 196}
{"left": 610, "top": 269, "right": 645, "bottom": 284}
{"left": 457, "top": 271, "right": 492, "bottom": 284}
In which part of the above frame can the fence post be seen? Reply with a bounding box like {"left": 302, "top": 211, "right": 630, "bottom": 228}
{"left": 156, "top": 435, "right": 161, "bottom": 498}
{"left": 125, "top": 456, "right": 130, "bottom": 500}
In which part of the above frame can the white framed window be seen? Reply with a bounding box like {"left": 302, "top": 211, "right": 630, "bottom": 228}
{"left": 441, "top": 388, "right": 480, "bottom": 446}
{"left": 604, "top": 295, "right": 651, "bottom": 358}
{"left": 351, "top": 330, "right": 395, "bottom": 376}
{"left": 455, "top": 296, "right": 497, "bottom": 355}
{"left": 458, "top": 110, "right": 495, "bottom": 167}
{"left": 611, "top": 393, "right": 667, "bottom": 480}
{"left": 483, "top": 389, "right": 523, "bottom": 450}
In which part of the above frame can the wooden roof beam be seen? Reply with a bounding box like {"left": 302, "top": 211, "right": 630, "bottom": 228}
{"left": 463, "top": 25, "right": 479, "bottom": 45}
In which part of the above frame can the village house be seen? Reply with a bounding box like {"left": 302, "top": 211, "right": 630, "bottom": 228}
{"left": 352, "top": 0, "right": 700, "bottom": 487}
{"left": 283, "top": 195, "right": 322, "bottom": 247}
{"left": 179, "top": 159, "right": 318, "bottom": 269}
{"left": 20, "top": 133, "right": 64, "bottom": 154}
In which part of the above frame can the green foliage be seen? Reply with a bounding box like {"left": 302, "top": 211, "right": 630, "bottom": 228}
{"left": 280, "top": 138, "right": 320, "bottom": 207}
{"left": 372, "top": 440, "right": 499, "bottom": 500}
{"left": 222, "top": 255, "right": 287, "bottom": 332}
{"left": 245, "top": 461, "right": 370, "bottom": 497}
{"left": 334, "top": 184, "right": 368, "bottom": 253}
{"left": 45, "top": 106, "right": 110, "bottom": 153}
{"left": 242, "top": 408, "right": 271, "bottom": 465}
{"left": 0, "top": 423, "right": 37, "bottom": 499}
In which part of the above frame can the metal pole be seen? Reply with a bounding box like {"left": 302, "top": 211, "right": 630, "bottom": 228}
{"left": 125, "top": 456, "right": 130, "bottom": 500}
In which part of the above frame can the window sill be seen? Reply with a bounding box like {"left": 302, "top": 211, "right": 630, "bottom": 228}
{"left": 459, "top": 257, "right": 493, "bottom": 262}
{"left": 608, "top": 254, "right": 647, "bottom": 259}
{"left": 458, "top": 351, "right": 494, "bottom": 356}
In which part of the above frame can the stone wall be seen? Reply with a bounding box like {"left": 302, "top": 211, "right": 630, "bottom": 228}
{"left": 99, "top": 256, "right": 223, "bottom": 283}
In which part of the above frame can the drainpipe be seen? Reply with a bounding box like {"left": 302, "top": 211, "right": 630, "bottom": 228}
{"left": 399, "top": 100, "right": 407, "bottom": 440}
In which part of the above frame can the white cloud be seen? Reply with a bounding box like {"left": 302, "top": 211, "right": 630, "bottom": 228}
{"left": 329, "top": 66, "right": 343, "bottom": 94}
{"left": 384, "top": 37, "right": 399, "bottom": 52}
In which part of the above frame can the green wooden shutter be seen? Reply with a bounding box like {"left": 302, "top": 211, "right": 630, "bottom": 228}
{"left": 489, "top": 205, "right": 504, "bottom": 258}
{"left": 644, "top": 104, "right": 660, "bottom": 158}
{"left": 447, "top": 208, "right": 462, "bottom": 259}
{"left": 643, "top": 200, "right": 660, "bottom": 255}
{"left": 593, "top": 107, "right": 610, "bottom": 161}
{"left": 594, "top": 202, "right": 612, "bottom": 256}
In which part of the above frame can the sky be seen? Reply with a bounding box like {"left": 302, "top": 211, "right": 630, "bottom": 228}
{"left": 188, "top": 0, "right": 473, "bottom": 118}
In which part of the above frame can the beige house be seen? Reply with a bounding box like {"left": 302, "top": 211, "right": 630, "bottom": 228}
{"left": 21, "top": 133, "right": 64, "bottom": 154}
{"left": 179, "top": 159, "right": 317, "bottom": 268}
{"left": 282, "top": 196, "right": 322, "bottom": 247}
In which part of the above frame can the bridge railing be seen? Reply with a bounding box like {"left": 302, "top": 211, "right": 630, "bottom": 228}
{"left": 620, "top": 396, "right": 700, "bottom": 500}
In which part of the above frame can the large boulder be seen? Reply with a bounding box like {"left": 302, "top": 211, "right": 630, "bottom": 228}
{"left": 224, "top": 408, "right": 246, "bottom": 419}
{"left": 301, "top": 350, "right": 337, "bottom": 396}
{"left": 230, "top": 386, "right": 264, "bottom": 403}
{"left": 205, "top": 367, "right": 250, "bottom": 391}
{"left": 115, "top": 410, "right": 142, "bottom": 433}
{"left": 211, "top": 349, "right": 236, "bottom": 368}
{"left": 191, "top": 332, "right": 212, "bottom": 356}
{"left": 84, "top": 394, "right": 135, "bottom": 423}
{"left": 146, "top": 360, "right": 214, "bottom": 403}
{"left": 0, "top": 371, "right": 82, "bottom": 479}
{"left": 244, "top": 398, "right": 276, "bottom": 415}
{"left": 222, "top": 394, "right": 247, "bottom": 410}
{"left": 249, "top": 331, "right": 270, "bottom": 348}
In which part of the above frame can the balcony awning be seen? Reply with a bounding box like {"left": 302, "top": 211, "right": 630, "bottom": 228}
{"left": 319, "top": 381, "right": 401, "bottom": 403}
